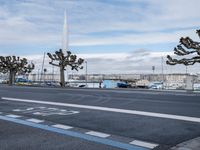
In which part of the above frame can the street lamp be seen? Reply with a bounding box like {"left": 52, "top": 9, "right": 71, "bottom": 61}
{"left": 85, "top": 61, "right": 88, "bottom": 87}
{"left": 52, "top": 65, "right": 54, "bottom": 81}
{"left": 152, "top": 66, "right": 155, "bottom": 74}
{"left": 37, "top": 69, "right": 40, "bottom": 81}
{"left": 44, "top": 68, "right": 47, "bottom": 82}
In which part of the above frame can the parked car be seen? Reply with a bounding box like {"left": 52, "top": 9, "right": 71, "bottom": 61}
{"left": 79, "top": 84, "right": 88, "bottom": 88}
{"left": 45, "top": 81, "right": 60, "bottom": 87}
{"left": 0, "top": 79, "right": 8, "bottom": 84}
{"left": 148, "top": 82, "right": 163, "bottom": 89}
{"left": 15, "top": 78, "right": 32, "bottom": 86}
{"left": 117, "top": 82, "right": 128, "bottom": 88}
{"left": 194, "top": 83, "right": 200, "bottom": 91}
{"left": 79, "top": 84, "right": 85, "bottom": 87}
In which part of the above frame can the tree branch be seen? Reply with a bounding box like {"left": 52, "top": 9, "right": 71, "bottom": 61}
{"left": 167, "top": 29, "right": 200, "bottom": 66}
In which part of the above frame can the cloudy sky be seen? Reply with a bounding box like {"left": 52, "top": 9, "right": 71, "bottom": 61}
{"left": 0, "top": 0, "right": 200, "bottom": 74}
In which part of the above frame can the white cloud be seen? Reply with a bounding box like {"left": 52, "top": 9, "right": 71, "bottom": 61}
{"left": 21, "top": 50, "right": 200, "bottom": 75}
{"left": 70, "top": 29, "right": 199, "bottom": 46}
{"left": 0, "top": 0, "right": 200, "bottom": 47}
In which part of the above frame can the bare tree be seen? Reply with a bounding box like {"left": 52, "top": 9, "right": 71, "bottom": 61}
{"left": 0, "top": 56, "right": 35, "bottom": 85}
{"left": 47, "top": 49, "right": 84, "bottom": 87}
{"left": 166, "top": 29, "right": 200, "bottom": 66}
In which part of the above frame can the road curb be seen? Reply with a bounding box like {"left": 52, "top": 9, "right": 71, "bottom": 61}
{"left": 170, "top": 137, "right": 200, "bottom": 150}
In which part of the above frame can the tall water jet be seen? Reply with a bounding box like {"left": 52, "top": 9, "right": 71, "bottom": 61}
{"left": 62, "top": 10, "right": 68, "bottom": 55}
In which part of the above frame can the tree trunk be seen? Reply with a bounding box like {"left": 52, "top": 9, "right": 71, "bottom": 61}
{"left": 60, "top": 66, "right": 65, "bottom": 87}
{"left": 9, "top": 70, "right": 14, "bottom": 86}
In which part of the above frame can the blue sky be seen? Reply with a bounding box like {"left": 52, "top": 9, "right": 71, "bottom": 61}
{"left": 0, "top": 0, "right": 200, "bottom": 74}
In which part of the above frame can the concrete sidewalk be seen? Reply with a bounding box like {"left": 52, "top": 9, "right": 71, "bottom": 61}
{"left": 170, "top": 137, "right": 200, "bottom": 150}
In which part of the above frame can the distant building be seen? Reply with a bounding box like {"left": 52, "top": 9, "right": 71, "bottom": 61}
{"left": 136, "top": 79, "right": 149, "bottom": 86}
{"left": 28, "top": 73, "right": 60, "bottom": 82}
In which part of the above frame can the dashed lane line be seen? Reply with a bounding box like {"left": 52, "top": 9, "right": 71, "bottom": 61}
{"left": 130, "top": 140, "right": 158, "bottom": 149}
{"left": 86, "top": 131, "right": 110, "bottom": 138}
{"left": 6, "top": 114, "right": 21, "bottom": 118}
{"left": 52, "top": 124, "right": 73, "bottom": 130}
{"left": 0, "top": 114, "right": 150, "bottom": 150}
{"left": 26, "top": 118, "right": 44, "bottom": 123}
{"left": 2, "top": 97, "right": 200, "bottom": 123}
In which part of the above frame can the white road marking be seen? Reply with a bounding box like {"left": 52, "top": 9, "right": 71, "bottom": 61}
{"left": 60, "top": 109, "right": 66, "bottom": 112}
{"left": 26, "top": 118, "right": 44, "bottom": 123}
{"left": 33, "top": 112, "right": 43, "bottom": 115}
{"left": 12, "top": 106, "right": 79, "bottom": 116}
{"left": 48, "top": 108, "right": 58, "bottom": 110}
{"left": 26, "top": 108, "right": 34, "bottom": 111}
{"left": 130, "top": 140, "right": 158, "bottom": 149}
{"left": 86, "top": 131, "right": 110, "bottom": 138}
{"left": 13, "top": 109, "right": 21, "bottom": 112}
{"left": 38, "top": 107, "right": 46, "bottom": 109}
{"left": 6, "top": 114, "right": 21, "bottom": 118}
{"left": 2, "top": 97, "right": 200, "bottom": 123}
{"left": 52, "top": 124, "right": 73, "bottom": 130}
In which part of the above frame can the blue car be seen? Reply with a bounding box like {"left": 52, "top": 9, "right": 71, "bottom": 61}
{"left": 117, "top": 82, "right": 128, "bottom": 88}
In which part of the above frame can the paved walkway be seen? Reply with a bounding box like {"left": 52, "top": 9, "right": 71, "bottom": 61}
{"left": 170, "top": 137, "right": 200, "bottom": 150}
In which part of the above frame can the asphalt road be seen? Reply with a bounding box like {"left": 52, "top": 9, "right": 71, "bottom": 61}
{"left": 0, "top": 85, "right": 200, "bottom": 150}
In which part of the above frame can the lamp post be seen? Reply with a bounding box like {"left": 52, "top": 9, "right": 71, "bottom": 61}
{"left": 85, "top": 61, "right": 88, "bottom": 87}
{"left": 40, "top": 52, "right": 45, "bottom": 82}
{"left": 161, "top": 57, "right": 164, "bottom": 80}
{"left": 52, "top": 65, "right": 54, "bottom": 81}
{"left": 161, "top": 57, "right": 164, "bottom": 89}
{"left": 186, "top": 65, "right": 188, "bottom": 74}
{"left": 44, "top": 68, "right": 47, "bottom": 82}
{"left": 152, "top": 66, "right": 155, "bottom": 74}
{"left": 37, "top": 69, "right": 40, "bottom": 81}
